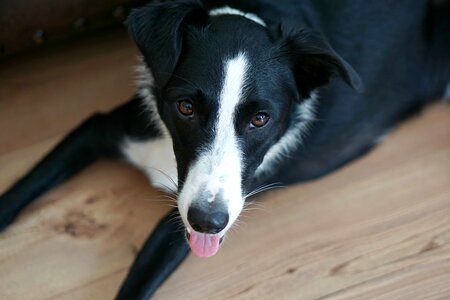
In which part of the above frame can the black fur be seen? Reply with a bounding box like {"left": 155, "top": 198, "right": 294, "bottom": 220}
{"left": 279, "top": 28, "right": 363, "bottom": 97}
{"left": 128, "top": 1, "right": 210, "bottom": 88}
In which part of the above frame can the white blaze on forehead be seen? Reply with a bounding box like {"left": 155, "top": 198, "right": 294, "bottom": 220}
{"left": 216, "top": 53, "right": 248, "bottom": 151}
{"left": 178, "top": 53, "right": 249, "bottom": 233}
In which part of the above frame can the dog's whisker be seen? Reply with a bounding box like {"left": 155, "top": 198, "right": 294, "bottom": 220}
{"left": 155, "top": 195, "right": 178, "bottom": 202}
{"left": 249, "top": 182, "right": 285, "bottom": 193}
{"left": 143, "top": 197, "right": 175, "bottom": 204}
{"left": 142, "top": 200, "right": 177, "bottom": 209}
{"left": 157, "top": 71, "right": 202, "bottom": 91}
{"left": 248, "top": 181, "right": 283, "bottom": 193}
{"left": 167, "top": 216, "right": 184, "bottom": 225}
{"left": 141, "top": 165, "right": 179, "bottom": 192}
{"left": 244, "top": 182, "right": 285, "bottom": 199}
{"left": 144, "top": 166, "right": 178, "bottom": 187}
{"left": 165, "top": 86, "right": 196, "bottom": 94}
{"left": 242, "top": 206, "right": 265, "bottom": 213}
{"left": 243, "top": 205, "right": 267, "bottom": 213}
{"left": 155, "top": 198, "right": 177, "bottom": 205}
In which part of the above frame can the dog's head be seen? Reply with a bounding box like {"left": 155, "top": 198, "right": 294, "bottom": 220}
{"left": 128, "top": 0, "right": 362, "bottom": 257}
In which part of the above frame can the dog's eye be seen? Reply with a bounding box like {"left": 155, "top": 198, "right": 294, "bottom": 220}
{"left": 251, "top": 112, "right": 270, "bottom": 128}
{"left": 177, "top": 100, "right": 194, "bottom": 117}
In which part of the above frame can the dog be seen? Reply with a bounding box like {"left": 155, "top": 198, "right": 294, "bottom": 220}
{"left": 1, "top": 0, "right": 449, "bottom": 299}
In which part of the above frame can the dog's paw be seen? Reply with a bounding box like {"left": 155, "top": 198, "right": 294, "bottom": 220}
{"left": 0, "top": 198, "right": 18, "bottom": 233}
{"left": 0, "top": 212, "right": 16, "bottom": 233}
{"left": 0, "top": 215, "right": 15, "bottom": 233}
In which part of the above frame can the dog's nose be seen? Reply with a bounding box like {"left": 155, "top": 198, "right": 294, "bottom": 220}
{"left": 187, "top": 206, "right": 229, "bottom": 234}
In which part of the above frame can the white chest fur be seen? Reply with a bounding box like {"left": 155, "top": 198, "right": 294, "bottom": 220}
{"left": 121, "top": 136, "right": 177, "bottom": 192}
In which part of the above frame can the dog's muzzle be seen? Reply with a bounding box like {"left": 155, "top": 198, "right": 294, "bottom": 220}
{"left": 185, "top": 201, "right": 229, "bottom": 257}
{"left": 187, "top": 203, "right": 229, "bottom": 234}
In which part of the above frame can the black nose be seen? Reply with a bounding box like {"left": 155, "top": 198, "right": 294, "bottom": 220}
{"left": 188, "top": 206, "right": 229, "bottom": 234}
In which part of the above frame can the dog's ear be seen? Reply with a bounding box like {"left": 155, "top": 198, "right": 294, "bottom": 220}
{"left": 127, "top": 0, "right": 209, "bottom": 88}
{"left": 280, "top": 28, "right": 363, "bottom": 97}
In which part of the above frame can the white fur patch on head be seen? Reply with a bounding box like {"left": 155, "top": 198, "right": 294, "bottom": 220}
{"left": 178, "top": 53, "right": 249, "bottom": 234}
{"left": 255, "top": 93, "right": 318, "bottom": 178}
{"left": 209, "top": 6, "right": 266, "bottom": 27}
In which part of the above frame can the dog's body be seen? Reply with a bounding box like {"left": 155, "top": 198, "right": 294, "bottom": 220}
{"left": 1, "top": 0, "right": 449, "bottom": 299}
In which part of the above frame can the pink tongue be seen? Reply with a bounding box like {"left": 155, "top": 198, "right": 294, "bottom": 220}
{"left": 189, "top": 231, "right": 221, "bottom": 257}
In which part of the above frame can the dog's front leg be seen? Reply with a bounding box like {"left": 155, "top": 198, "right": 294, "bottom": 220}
{"left": 115, "top": 208, "right": 190, "bottom": 300}
{"left": 0, "top": 96, "right": 153, "bottom": 231}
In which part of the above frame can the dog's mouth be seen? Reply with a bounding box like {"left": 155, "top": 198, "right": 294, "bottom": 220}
{"left": 185, "top": 230, "right": 225, "bottom": 257}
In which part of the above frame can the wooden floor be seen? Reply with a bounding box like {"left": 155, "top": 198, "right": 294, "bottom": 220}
{"left": 0, "top": 31, "right": 449, "bottom": 300}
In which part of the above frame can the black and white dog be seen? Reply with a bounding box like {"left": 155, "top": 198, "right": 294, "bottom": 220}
{"left": 1, "top": 0, "right": 449, "bottom": 299}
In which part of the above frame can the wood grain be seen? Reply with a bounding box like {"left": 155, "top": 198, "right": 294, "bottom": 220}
{"left": 0, "top": 31, "right": 449, "bottom": 300}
